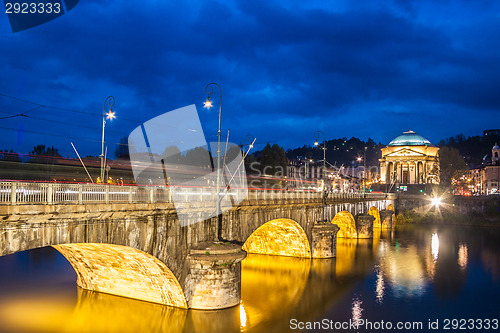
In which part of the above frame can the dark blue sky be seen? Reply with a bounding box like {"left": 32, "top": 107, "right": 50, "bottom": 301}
{"left": 1, "top": 0, "right": 500, "bottom": 157}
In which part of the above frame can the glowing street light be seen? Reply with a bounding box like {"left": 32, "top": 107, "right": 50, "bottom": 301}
{"left": 431, "top": 196, "right": 442, "bottom": 207}
{"left": 204, "top": 82, "right": 223, "bottom": 242}
{"left": 314, "top": 130, "right": 327, "bottom": 221}
{"left": 106, "top": 110, "right": 116, "bottom": 120}
{"left": 100, "top": 96, "right": 115, "bottom": 183}
{"left": 204, "top": 95, "right": 213, "bottom": 109}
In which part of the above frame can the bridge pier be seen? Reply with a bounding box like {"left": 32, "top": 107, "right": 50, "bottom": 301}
{"left": 311, "top": 222, "right": 340, "bottom": 258}
{"left": 356, "top": 214, "right": 374, "bottom": 239}
{"left": 185, "top": 242, "right": 246, "bottom": 310}
{"left": 380, "top": 209, "right": 394, "bottom": 229}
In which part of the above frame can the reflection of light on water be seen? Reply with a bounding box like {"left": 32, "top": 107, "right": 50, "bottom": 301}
{"left": 241, "top": 254, "right": 310, "bottom": 329}
{"left": 458, "top": 244, "right": 468, "bottom": 271}
{"left": 240, "top": 303, "right": 247, "bottom": 332}
{"left": 431, "top": 233, "right": 439, "bottom": 261}
{"left": 352, "top": 297, "right": 363, "bottom": 325}
{"left": 378, "top": 240, "right": 427, "bottom": 298}
{"left": 375, "top": 266, "right": 385, "bottom": 304}
{"left": 0, "top": 292, "right": 75, "bottom": 333}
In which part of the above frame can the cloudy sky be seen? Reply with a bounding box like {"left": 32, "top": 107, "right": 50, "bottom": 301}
{"left": 1, "top": 0, "right": 500, "bottom": 157}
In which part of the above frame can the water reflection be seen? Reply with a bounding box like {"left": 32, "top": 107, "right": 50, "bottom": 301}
{"left": 66, "top": 289, "right": 187, "bottom": 333}
{"left": 0, "top": 289, "right": 76, "bottom": 333}
{"left": 375, "top": 266, "right": 385, "bottom": 303}
{"left": 378, "top": 241, "right": 428, "bottom": 298}
{"left": 431, "top": 233, "right": 440, "bottom": 261}
{"left": 458, "top": 244, "right": 468, "bottom": 271}
{"left": 351, "top": 297, "right": 363, "bottom": 326}
{"left": 1, "top": 225, "right": 500, "bottom": 332}
{"left": 240, "top": 254, "right": 311, "bottom": 330}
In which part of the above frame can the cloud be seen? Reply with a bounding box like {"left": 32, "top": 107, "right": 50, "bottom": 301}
{"left": 1, "top": 0, "right": 500, "bottom": 155}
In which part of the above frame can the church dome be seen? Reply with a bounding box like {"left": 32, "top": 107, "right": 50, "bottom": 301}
{"left": 493, "top": 143, "right": 500, "bottom": 150}
{"left": 388, "top": 130, "right": 432, "bottom": 146}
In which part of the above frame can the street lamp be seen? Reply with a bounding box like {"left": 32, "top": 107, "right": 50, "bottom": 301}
{"left": 314, "top": 131, "right": 327, "bottom": 221}
{"left": 100, "top": 96, "right": 115, "bottom": 183}
{"left": 241, "top": 134, "right": 254, "bottom": 149}
{"left": 204, "top": 82, "right": 223, "bottom": 242}
{"left": 357, "top": 147, "right": 367, "bottom": 195}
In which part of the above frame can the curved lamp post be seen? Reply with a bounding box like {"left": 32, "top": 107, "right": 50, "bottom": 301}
{"left": 204, "top": 83, "right": 223, "bottom": 242}
{"left": 242, "top": 134, "right": 254, "bottom": 149}
{"left": 100, "top": 96, "right": 116, "bottom": 183}
{"left": 314, "top": 131, "right": 327, "bottom": 221}
{"left": 357, "top": 147, "right": 367, "bottom": 195}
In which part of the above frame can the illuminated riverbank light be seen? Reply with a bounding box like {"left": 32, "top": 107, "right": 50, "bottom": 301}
{"left": 431, "top": 196, "right": 442, "bottom": 207}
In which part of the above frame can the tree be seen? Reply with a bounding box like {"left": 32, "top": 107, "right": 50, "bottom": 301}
{"left": 259, "top": 143, "right": 288, "bottom": 176}
{"left": 29, "top": 145, "right": 61, "bottom": 163}
{"left": 439, "top": 146, "right": 468, "bottom": 189}
{"left": 0, "top": 149, "right": 21, "bottom": 162}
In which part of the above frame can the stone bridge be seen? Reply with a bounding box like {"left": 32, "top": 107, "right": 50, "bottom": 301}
{"left": 0, "top": 181, "right": 395, "bottom": 310}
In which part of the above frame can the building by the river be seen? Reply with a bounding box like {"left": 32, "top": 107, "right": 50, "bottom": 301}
{"left": 379, "top": 130, "right": 440, "bottom": 191}
{"left": 470, "top": 144, "right": 500, "bottom": 195}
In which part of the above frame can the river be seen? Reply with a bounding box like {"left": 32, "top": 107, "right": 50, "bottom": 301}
{"left": 0, "top": 225, "right": 499, "bottom": 332}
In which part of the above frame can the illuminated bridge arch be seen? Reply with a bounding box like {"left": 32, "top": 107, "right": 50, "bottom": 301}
{"left": 333, "top": 211, "right": 357, "bottom": 238}
{"left": 387, "top": 204, "right": 395, "bottom": 211}
{"left": 53, "top": 243, "right": 187, "bottom": 309}
{"left": 368, "top": 206, "right": 381, "bottom": 229}
{"left": 242, "top": 218, "right": 311, "bottom": 258}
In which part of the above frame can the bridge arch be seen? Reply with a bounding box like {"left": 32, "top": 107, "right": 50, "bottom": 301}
{"left": 242, "top": 218, "right": 311, "bottom": 258}
{"left": 368, "top": 206, "right": 381, "bottom": 229}
{"left": 387, "top": 203, "right": 395, "bottom": 211}
{"left": 53, "top": 243, "right": 187, "bottom": 309}
{"left": 333, "top": 211, "right": 357, "bottom": 238}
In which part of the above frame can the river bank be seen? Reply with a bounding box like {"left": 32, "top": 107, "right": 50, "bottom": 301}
{"left": 395, "top": 208, "right": 500, "bottom": 226}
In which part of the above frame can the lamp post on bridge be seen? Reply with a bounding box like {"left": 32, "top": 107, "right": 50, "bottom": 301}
{"left": 100, "top": 96, "right": 116, "bottom": 183}
{"left": 204, "top": 82, "right": 223, "bottom": 242}
{"left": 314, "top": 131, "right": 327, "bottom": 222}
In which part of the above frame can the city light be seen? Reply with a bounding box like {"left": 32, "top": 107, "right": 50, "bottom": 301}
{"left": 106, "top": 110, "right": 116, "bottom": 120}
{"left": 431, "top": 196, "right": 442, "bottom": 207}
{"left": 204, "top": 95, "right": 213, "bottom": 109}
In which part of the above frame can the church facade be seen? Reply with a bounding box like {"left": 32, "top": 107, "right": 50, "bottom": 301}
{"left": 379, "top": 130, "right": 440, "bottom": 185}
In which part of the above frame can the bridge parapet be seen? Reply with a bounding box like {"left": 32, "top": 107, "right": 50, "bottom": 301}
{"left": 0, "top": 181, "right": 394, "bottom": 206}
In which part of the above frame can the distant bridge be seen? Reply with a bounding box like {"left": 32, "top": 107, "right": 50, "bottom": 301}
{"left": 0, "top": 181, "right": 395, "bottom": 310}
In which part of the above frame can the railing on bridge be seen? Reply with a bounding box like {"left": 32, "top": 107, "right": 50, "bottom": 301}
{"left": 0, "top": 181, "right": 390, "bottom": 205}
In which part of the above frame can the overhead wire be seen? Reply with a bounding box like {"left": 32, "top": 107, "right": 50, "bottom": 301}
{"left": 0, "top": 110, "right": 127, "bottom": 135}
{"left": 0, "top": 92, "right": 143, "bottom": 124}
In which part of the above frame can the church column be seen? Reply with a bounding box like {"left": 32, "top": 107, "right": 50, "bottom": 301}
{"left": 411, "top": 161, "right": 416, "bottom": 184}
{"left": 399, "top": 161, "right": 403, "bottom": 183}
{"left": 415, "top": 161, "right": 420, "bottom": 184}
{"left": 380, "top": 161, "right": 386, "bottom": 183}
{"left": 423, "top": 161, "right": 427, "bottom": 183}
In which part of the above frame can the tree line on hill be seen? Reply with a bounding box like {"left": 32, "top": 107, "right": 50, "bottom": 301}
{"left": 3, "top": 132, "right": 498, "bottom": 189}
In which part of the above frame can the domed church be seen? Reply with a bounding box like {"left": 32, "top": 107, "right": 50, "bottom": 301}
{"left": 379, "top": 130, "right": 440, "bottom": 185}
